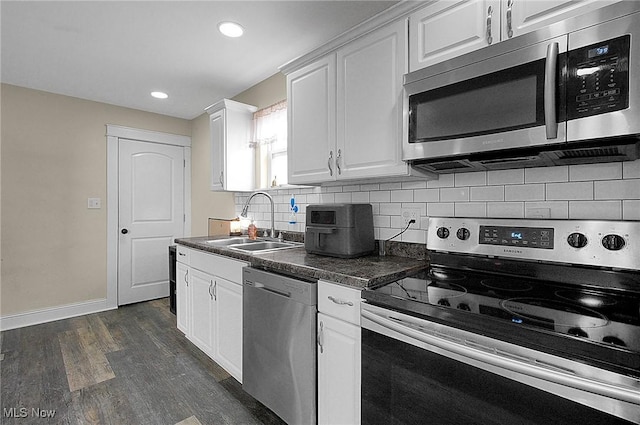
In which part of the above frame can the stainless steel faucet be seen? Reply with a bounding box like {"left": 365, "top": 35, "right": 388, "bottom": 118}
{"left": 240, "top": 191, "right": 275, "bottom": 238}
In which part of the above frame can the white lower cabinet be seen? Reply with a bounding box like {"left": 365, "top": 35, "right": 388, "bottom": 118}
{"left": 317, "top": 281, "right": 362, "bottom": 425}
{"left": 175, "top": 246, "right": 246, "bottom": 383}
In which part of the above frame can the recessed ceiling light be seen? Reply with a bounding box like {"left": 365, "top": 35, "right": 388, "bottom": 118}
{"left": 151, "top": 91, "right": 168, "bottom": 99}
{"left": 218, "top": 21, "right": 244, "bottom": 38}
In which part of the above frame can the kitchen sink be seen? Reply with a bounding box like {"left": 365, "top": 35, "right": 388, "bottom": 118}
{"left": 229, "top": 241, "right": 300, "bottom": 252}
{"left": 205, "top": 237, "right": 258, "bottom": 246}
{"left": 206, "top": 237, "right": 302, "bottom": 253}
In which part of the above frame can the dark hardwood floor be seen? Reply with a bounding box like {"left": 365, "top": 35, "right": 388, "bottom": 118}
{"left": 1, "top": 298, "right": 286, "bottom": 425}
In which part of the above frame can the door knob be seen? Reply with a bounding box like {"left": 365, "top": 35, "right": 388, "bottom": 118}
{"left": 121, "top": 228, "right": 129, "bottom": 234}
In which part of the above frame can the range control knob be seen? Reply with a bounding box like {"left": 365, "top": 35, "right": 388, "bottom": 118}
{"left": 456, "top": 228, "right": 471, "bottom": 241}
{"left": 602, "top": 336, "right": 626, "bottom": 347}
{"left": 437, "top": 298, "right": 451, "bottom": 307}
{"left": 567, "top": 232, "right": 588, "bottom": 248}
{"left": 568, "top": 327, "right": 588, "bottom": 338}
{"left": 436, "top": 227, "right": 450, "bottom": 239}
{"left": 602, "top": 234, "right": 626, "bottom": 251}
{"left": 457, "top": 303, "right": 471, "bottom": 311}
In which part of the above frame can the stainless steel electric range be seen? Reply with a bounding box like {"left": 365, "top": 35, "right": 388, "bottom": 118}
{"left": 361, "top": 217, "right": 640, "bottom": 424}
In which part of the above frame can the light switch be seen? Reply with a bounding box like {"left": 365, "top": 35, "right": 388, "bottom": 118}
{"left": 88, "top": 198, "right": 101, "bottom": 209}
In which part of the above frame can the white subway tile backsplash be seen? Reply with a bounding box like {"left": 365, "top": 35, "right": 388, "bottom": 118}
{"left": 427, "top": 174, "right": 454, "bottom": 188}
{"left": 570, "top": 163, "right": 622, "bottom": 181}
{"left": 391, "top": 190, "right": 413, "bottom": 203}
{"left": 380, "top": 203, "right": 401, "bottom": 216}
{"left": 334, "top": 192, "right": 353, "bottom": 203}
{"left": 402, "top": 180, "right": 427, "bottom": 189}
{"left": 623, "top": 160, "right": 640, "bottom": 179}
{"left": 524, "top": 201, "right": 568, "bottom": 219}
{"left": 370, "top": 190, "right": 391, "bottom": 203}
{"left": 428, "top": 202, "right": 454, "bottom": 217}
{"left": 401, "top": 229, "right": 426, "bottom": 244}
{"left": 351, "top": 191, "right": 370, "bottom": 203}
{"left": 623, "top": 200, "right": 640, "bottom": 220}
{"left": 569, "top": 201, "right": 622, "bottom": 220}
{"left": 546, "top": 181, "right": 593, "bottom": 200}
{"left": 414, "top": 188, "right": 439, "bottom": 202}
{"left": 455, "top": 172, "right": 486, "bottom": 187}
{"left": 470, "top": 186, "right": 504, "bottom": 202}
{"left": 440, "top": 187, "right": 470, "bottom": 202}
{"left": 525, "top": 166, "right": 568, "bottom": 183}
{"left": 455, "top": 203, "right": 487, "bottom": 217}
{"left": 595, "top": 179, "right": 640, "bottom": 200}
{"left": 234, "top": 161, "right": 636, "bottom": 239}
{"left": 488, "top": 169, "right": 524, "bottom": 185}
{"left": 487, "top": 202, "right": 524, "bottom": 218}
{"left": 505, "top": 184, "right": 545, "bottom": 201}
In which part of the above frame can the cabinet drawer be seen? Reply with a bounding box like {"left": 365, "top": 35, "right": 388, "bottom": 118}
{"left": 190, "top": 249, "right": 248, "bottom": 283}
{"left": 176, "top": 245, "right": 191, "bottom": 265}
{"left": 318, "top": 280, "right": 361, "bottom": 326}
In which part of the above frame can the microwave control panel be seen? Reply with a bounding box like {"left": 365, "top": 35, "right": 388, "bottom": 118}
{"left": 567, "top": 34, "right": 630, "bottom": 120}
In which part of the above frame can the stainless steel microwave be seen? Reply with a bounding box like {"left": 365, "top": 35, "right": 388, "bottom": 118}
{"left": 403, "top": 1, "right": 640, "bottom": 173}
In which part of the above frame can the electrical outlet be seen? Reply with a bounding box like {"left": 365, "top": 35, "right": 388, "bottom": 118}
{"left": 88, "top": 197, "right": 101, "bottom": 209}
{"left": 401, "top": 208, "right": 420, "bottom": 226}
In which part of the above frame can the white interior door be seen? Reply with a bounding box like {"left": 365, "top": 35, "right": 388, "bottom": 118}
{"left": 118, "top": 139, "right": 185, "bottom": 305}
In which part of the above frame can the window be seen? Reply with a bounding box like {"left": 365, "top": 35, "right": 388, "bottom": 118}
{"left": 253, "top": 100, "right": 287, "bottom": 188}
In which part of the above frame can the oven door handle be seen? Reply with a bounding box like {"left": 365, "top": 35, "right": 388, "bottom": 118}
{"left": 362, "top": 308, "right": 640, "bottom": 405}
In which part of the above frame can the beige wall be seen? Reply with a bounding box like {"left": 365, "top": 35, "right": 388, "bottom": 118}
{"left": 1, "top": 72, "right": 286, "bottom": 318}
{"left": 232, "top": 72, "right": 286, "bottom": 110}
{"left": 0, "top": 84, "right": 193, "bottom": 316}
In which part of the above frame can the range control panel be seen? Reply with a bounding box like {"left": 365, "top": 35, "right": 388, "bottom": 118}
{"left": 427, "top": 217, "right": 639, "bottom": 270}
{"left": 479, "top": 225, "right": 554, "bottom": 249}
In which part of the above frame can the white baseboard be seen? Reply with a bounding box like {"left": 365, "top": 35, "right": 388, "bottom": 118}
{"left": 0, "top": 298, "right": 116, "bottom": 331}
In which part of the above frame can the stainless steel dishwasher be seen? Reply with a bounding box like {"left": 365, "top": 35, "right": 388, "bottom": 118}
{"left": 242, "top": 267, "right": 317, "bottom": 425}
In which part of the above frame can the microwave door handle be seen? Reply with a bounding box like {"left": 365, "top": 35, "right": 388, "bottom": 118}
{"left": 544, "top": 42, "right": 559, "bottom": 139}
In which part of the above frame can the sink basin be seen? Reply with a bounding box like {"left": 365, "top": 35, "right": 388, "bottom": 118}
{"left": 205, "top": 237, "right": 258, "bottom": 246}
{"left": 228, "top": 240, "right": 301, "bottom": 253}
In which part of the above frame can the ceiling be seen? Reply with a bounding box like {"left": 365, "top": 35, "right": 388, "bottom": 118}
{"left": 1, "top": 1, "right": 398, "bottom": 120}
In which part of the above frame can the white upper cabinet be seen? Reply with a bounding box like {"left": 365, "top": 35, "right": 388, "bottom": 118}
{"left": 287, "top": 19, "right": 427, "bottom": 185}
{"left": 410, "top": 0, "right": 500, "bottom": 71}
{"left": 410, "top": 0, "right": 620, "bottom": 72}
{"left": 287, "top": 56, "right": 336, "bottom": 184}
{"left": 336, "top": 19, "right": 409, "bottom": 180}
{"left": 502, "top": 0, "right": 619, "bottom": 41}
{"left": 205, "top": 99, "right": 257, "bottom": 191}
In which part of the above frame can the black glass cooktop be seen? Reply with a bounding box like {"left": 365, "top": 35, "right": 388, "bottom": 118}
{"left": 363, "top": 261, "right": 640, "bottom": 376}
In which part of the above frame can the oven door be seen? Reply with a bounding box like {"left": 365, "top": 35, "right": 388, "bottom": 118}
{"left": 361, "top": 303, "right": 640, "bottom": 424}
{"left": 403, "top": 36, "right": 567, "bottom": 163}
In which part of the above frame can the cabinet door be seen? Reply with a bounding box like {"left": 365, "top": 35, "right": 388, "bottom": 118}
{"left": 336, "top": 19, "right": 409, "bottom": 179}
{"left": 213, "top": 277, "right": 243, "bottom": 383}
{"left": 176, "top": 262, "right": 190, "bottom": 335}
{"left": 501, "top": 0, "right": 618, "bottom": 41}
{"left": 209, "top": 110, "right": 225, "bottom": 191}
{"left": 409, "top": 0, "right": 500, "bottom": 71}
{"left": 189, "top": 269, "right": 215, "bottom": 357}
{"left": 317, "top": 313, "right": 361, "bottom": 425}
{"left": 287, "top": 55, "right": 336, "bottom": 184}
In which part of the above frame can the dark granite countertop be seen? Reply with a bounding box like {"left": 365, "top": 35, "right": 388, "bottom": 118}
{"left": 174, "top": 236, "right": 428, "bottom": 289}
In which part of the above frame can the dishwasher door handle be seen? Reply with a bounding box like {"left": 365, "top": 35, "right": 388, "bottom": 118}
{"left": 253, "top": 282, "right": 291, "bottom": 298}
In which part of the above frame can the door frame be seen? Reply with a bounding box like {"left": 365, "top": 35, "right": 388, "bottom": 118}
{"left": 106, "top": 125, "right": 191, "bottom": 309}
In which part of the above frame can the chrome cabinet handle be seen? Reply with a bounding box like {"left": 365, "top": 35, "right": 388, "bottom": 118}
{"left": 486, "top": 6, "right": 493, "bottom": 45}
{"left": 328, "top": 295, "right": 353, "bottom": 306}
{"left": 219, "top": 171, "right": 224, "bottom": 186}
{"left": 327, "top": 151, "right": 334, "bottom": 176}
{"left": 336, "top": 149, "right": 342, "bottom": 175}
{"left": 178, "top": 252, "right": 186, "bottom": 257}
{"left": 213, "top": 280, "right": 217, "bottom": 301}
{"left": 507, "top": 0, "right": 514, "bottom": 38}
{"left": 318, "top": 321, "right": 324, "bottom": 354}
{"left": 209, "top": 280, "right": 213, "bottom": 300}
{"left": 184, "top": 269, "right": 189, "bottom": 286}
{"left": 544, "top": 42, "right": 559, "bottom": 139}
